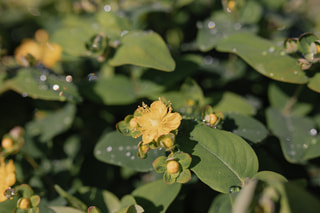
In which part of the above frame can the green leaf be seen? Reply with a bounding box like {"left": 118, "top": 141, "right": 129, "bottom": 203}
{"left": 109, "top": 31, "right": 175, "bottom": 71}
{"left": 180, "top": 121, "right": 259, "bottom": 193}
{"left": 0, "top": 197, "right": 18, "bottom": 213}
{"left": 0, "top": 71, "right": 8, "bottom": 94}
{"left": 196, "top": 12, "right": 257, "bottom": 52}
{"left": 308, "top": 73, "right": 320, "bottom": 93}
{"left": 253, "top": 171, "right": 287, "bottom": 182}
{"left": 49, "top": 206, "right": 85, "bottom": 213}
{"left": 94, "top": 131, "right": 166, "bottom": 172}
{"left": 298, "top": 33, "right": 319, "bottom": 56}
{"left": 25, "top": 103, "right": 76, "bottom": 142}
{"left": 208, "top": 194, "right": 232, "bottom": 213}
{"left": 80, "top": 75, "right": 164, "bottom": 105}
{"left": 223, "top": 112, "right": 268, "bottom": 143}
{"left": 212, "top": 92, "right": 256, "bottom": 115}
{"left": 5, "top": 68, "right": 81, "bottom": 102}
{"left": 132, "top": 179, "right": 181, "bottom": 213}
{"left": 216, "top": 33, "right": 308, "bottom": 84}
{"left": 266, "top": 107, "right": 320, "bottom": 163}
{"left": 119, "top": 195, "right": 137, "bottom": 210}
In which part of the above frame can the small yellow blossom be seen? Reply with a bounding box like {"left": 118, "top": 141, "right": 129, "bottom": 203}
{"left": 15, "top": 29, "right": 62, "bottom": 68}
{"left": 134, "top": 99, "right": 182, "bottom": 144}
{"left": 0, "top": 157, "right": 16, "bottom": 202}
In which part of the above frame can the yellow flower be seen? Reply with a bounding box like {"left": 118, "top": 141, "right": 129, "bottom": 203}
{"left": 133, "top": 99, "right": 182, "bottom": 144}
{"left": 15, "top": 29, "right": 62, "bottom": 68}
{"left": 0, "top": 157, "right": 16, "bottom": 202}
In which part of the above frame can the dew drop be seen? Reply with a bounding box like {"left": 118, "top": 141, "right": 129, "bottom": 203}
{"left": 228, "top": 186, "right": 241, "bottom": 194}
{"left": 280, "top": 51, "right": 286, "bottom": 56}
{"left": 65, "top": 75, "right": 73, "bottom": 82}
{"left": 130, "top": 156, "right": 135, "bottom": 160}
{"left": 270, "top": 73, "right": 274, "bottom": 77}
{"left": 118, "top": 146, "right": 124, "bottom": 151}
{"left": 261, "top": 51, "right": 267, "bottom": 56}
{"left": 126, "top": 146, "right": 131, "bottom": 150}
{"left": 53, "top": 84, "right": 60, "bottom": 91}
{"left": 21, "top": 93, "right": 28, "bottom": 97}
{"left": 268, "top": 46, "right": 275, "bottom": 53}
{"left": 311, "top": 139, "right": 317, "bottom": 145}
{"left": 4, "top": 187, "right": 16, "bottom": 199}
{"left": 96, "top": 150, "right": 102, "bottom": 155}
{"left": 303, "top": 144, "right": 309, "bottom": 149}
{"left": 40, "top": 74, "right": 47, "bottom": 81}
{"left": 196, "top": 21, "right": 203, "bottom": 29}
{"left": 232, "top": 48, "right": 237, "bottom": 52}
{"left": 309, "top": 128, "right": 317, "bottom": 136}
{"left": 207, "top": 21, "right": 216, "bottom": 29}
{"left": 106, "top": 146, "right": 112, "bottom": 152}
{"left": 104, "top": 4, "right": 111, "bottom": 12}
{"left": 234, "top": 23, "right": 242, "bottom": 30}
{"left": 121, "top": 30, "right": 129, "bottom": 37}
{"left": 125, "top": 152, "right": 131, "bottom": 157}
{"left": 88, "top": 73, "right": 97, "bottom": 81}
{"left": 203, "top": 55, "right": 213, "bottom": 65}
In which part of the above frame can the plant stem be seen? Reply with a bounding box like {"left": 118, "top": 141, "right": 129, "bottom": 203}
{"left": 282, "top": 85, "right": 304, "bottom": 116}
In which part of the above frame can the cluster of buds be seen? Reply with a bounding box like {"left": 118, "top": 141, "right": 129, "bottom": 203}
{"left": 284, "top": 33, "right": 320, "bottom": 70}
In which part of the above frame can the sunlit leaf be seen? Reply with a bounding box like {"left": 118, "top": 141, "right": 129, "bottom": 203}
{"left": 109, "top": 31, "right": 175, "bottom": 71}
{"left": 49, "top": 206, "right": 85, "bottom": 213}
{"left": 216, "top": 33, "right": 308, "bottom": 84}
{"left": 179, "top": 121, "right": 259, "bottom": 193}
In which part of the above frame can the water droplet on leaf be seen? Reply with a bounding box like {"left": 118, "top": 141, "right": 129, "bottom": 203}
{"left": 106, "top": 146, "right": 112, "bottom": 152}
{"left": 228, "top": 186, "right": 241, "bottom": 194}
{"left": 207, "top": 21, "right": 216, "bottom": 29}
{"left": 310, "top": 128, "right": 317, "bottom": 136}
{"left": 65, "top": 75, "right": 72, "bottom": 82}
{"left": 40, "top": 74, "right": 47, "bottom": 81}
{"left": 104, "top": 4, "right": 111, "bottom": 12}
{"left": 53, "top": 84, "right": 60, "bottom": 91}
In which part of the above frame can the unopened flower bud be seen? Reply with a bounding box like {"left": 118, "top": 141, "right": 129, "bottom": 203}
{"left": 19, "top": 198, "right": 31, "bottom": 210}
{"left": 1, "top": 138, "right": 13, "bottom": 149}
{"left": 166, "top": 160, "right": 180, "bottom": 174}
{"left": 204, "top": 114, "right": 218, "bottom": 125}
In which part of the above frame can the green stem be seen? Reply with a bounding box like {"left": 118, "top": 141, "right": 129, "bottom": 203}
{"left": 282, "top": 85, "right": 304, "bottom": 116}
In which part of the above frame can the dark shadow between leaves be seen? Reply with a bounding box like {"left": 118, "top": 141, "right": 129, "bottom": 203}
{"left": 176, "top": 119, "right": 200, "bottom": 169}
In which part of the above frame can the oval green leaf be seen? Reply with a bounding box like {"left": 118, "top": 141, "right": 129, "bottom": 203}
{"left": 180, "top": 122, "right": 259, "bottom": 193}
{"left": 216, "top": 33, "right": 308, "bottom": 84}
{"left": 109, "top": 31, "right": 175, "bottom": 71}
{"left": 94, "top": 131, "right": 165, "bottom": 172}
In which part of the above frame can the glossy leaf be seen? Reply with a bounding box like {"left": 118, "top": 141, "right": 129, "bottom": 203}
{"left": 266, "top": 107, "right": 320, "bottom": 163}
{"left": 109, "top": 31, "right": 175, "bottom": 71}
{"left": 94, "top": 131, "right": 166, "bottom": 172}
{"left": 180, "top": 122, "right": 259, "bottom": 193}
{"left": 223, "top": 112, "right": 268, "bottom": 143}
{"left": 132, "top": 179, "right": 181, "bottom": 213}
{"left": 212, "top": 92, "right": 256, "bottom": 115}
{"left": 216, "top": 33, "right": 308, "bottom": 84}
{"left": 308, "top": 73, "right": 320, "bottom": 93}
{"left": 5, "top": 68, "right": 81, "bottom": 102}
{"left": 25, "top": 103, "right": 76, "bottom": 142}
